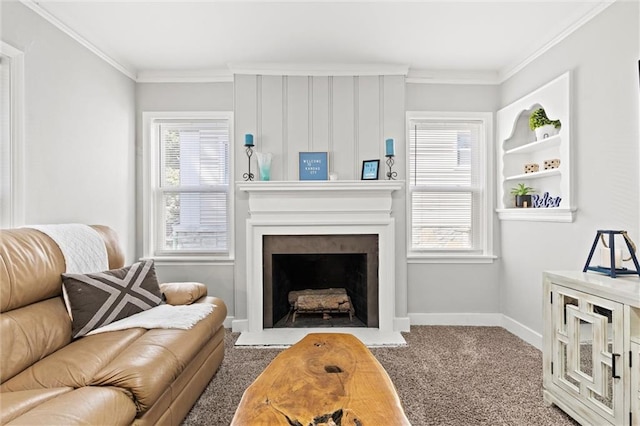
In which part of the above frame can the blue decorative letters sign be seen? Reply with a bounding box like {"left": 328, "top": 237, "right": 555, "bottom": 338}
{"left": 299, "top": 152, "right": 328, "bottom": 180}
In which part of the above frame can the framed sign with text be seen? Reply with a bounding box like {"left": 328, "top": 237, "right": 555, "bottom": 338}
{"left": 299, "top": 152, "right": 328, "bottom": 180}
{"left": 361, "top": 159, "right": 380, "bottom": 180}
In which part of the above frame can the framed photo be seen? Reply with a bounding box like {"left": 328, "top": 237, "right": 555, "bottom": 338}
{"left": 299, "top": 152, "right": 328, "bottom": 180}
{"left": 361, "top": 159, "right": 380, "bottom": 180}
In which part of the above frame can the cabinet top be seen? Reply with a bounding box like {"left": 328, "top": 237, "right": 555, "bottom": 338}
{"left": 544, "top": 270, "right": 640, "bottom": 307}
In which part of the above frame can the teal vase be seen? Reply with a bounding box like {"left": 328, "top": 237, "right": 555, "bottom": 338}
{"left": 256, "top": 152, "right": 272, "bottom": 181}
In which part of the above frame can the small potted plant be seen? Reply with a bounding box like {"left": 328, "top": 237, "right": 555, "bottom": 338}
{"left": 511, "top": 183, "right": 535, "bottom": 208}
{"left": 529, "top": 108, "right": 561, "bottom": 140}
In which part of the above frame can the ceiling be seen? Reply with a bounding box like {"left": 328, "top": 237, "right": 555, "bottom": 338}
{"left": 26, "top": 0, "right": 614, "bottom": 83}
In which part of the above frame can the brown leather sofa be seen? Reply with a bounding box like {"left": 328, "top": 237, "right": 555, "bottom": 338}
{"left": 0, "top": 226, "right": 227, "bottom": 425}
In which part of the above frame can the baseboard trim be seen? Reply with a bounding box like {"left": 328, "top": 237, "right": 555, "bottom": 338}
{"left": 231, "top": 318, "right": 248, "bottom": 332}
{"left": 408, "top": 313, "right": 542, "bottom": 350}
{"left": 394, "top": 317, "right": 411, "bottom": 332}
{"left": 501, "top": 315, "right": 542, "bottom": 350}
{"left": 409, "top": 312, "right": 503, "bottom": 326}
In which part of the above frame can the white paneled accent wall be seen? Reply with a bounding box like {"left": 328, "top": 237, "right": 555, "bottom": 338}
{"left": 234, "top": 74, "right": 405, "bottom": 181}
{"left": 232, "top": 71, "right": 407, "bottom": 326}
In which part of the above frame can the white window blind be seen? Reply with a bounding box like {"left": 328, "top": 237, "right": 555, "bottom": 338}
{"left": 409, "top": 119, "right": 483, "bottom": 251}
{"left": 0, "top": 55, "right": 11, "bottom": 227}
{"left": 155, "top": 120, "right": 230, "bottom": 253}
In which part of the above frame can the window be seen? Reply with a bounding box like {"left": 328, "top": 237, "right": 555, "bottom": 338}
{"left": 407, "top": 112, "right": 493, "bottom": 261}
{"left": 0, "top": 42, "right": 24, "bottom": 229}
{"left": 143, "top": 112, "right": 233, "bottom": 258}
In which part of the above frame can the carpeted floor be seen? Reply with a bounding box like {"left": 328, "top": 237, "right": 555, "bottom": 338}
{"left": 182, "top": 326, "right": 578, "bottom": 425}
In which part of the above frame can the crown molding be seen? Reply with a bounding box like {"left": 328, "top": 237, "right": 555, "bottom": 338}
{"left": 19, "top": 0, "right": 137, "bottom": 81}
{"left": 18, "top": 0, "right": 615, "bottom": 86}
{"left": 406, "top": 69, "right": 500, "bottom": 85}
{"left": 498, "top": 0, "right": 616, "bottom": 83}
{"left": 136, "top": 69, "right": 234, "bottom": 83}
{"left": 228, "top": 62, "right": 409, "bottom": 77}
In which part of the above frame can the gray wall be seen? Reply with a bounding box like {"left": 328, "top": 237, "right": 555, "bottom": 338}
{"left": 135, "top": 82, "right": 236, "bottom": 315}
{"left": 5, "top": 0, "right": 638, "bottom": 337}
{"left": 1, "top": 2, "right": 136, "bottom": 261}
{"left": 499, "top": 1, "right": 640, "bottom": 333}
{"left": 406, "top": 83, "right": 502, "bottom": 317}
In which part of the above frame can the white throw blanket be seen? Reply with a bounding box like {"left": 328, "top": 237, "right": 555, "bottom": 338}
{"left": 86, "top": 303, "right": 216, "bottom": 336}
{"left": 27, "top": 224, "right": 109, "bottom": 273}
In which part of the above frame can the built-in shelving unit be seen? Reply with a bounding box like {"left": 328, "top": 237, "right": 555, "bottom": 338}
{"left": 496, "top": 72, "right": 576, "bottom": 222}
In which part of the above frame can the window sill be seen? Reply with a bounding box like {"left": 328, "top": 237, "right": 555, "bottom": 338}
{"left": 407, "top": 254, "right": 497, "bottom": 264}
{"left": 140, "top": 255, "right": 234, "bottom": 266}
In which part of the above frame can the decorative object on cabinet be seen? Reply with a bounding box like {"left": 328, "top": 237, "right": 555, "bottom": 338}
{"left": 542, "top": 271, "right": 640, "bottom": 426}
{"left": 361, "top": 159, "right": 380, "bottom": 180}
{"left": 524, "top": 163, "right": 540, "bottom": 173}
{"left": 511, "top": 183, "right": 534, "bottom": 208}
{"left": 256, "top": 152, "right": 273, "bottom": 181}
{"left": 299, "top": 152, "right": 328, "bottom": 181}
{"left": 583, "top": 230, "right": 640, "bottom": 278}
{"left": 496, "top": 71, "right": 575, "bottom": 221}
{"left": 243, "top": 134, "right": 255, "bottom": 181}
{"left": 544, "top": 159, "right": 561, "bottom": 170}
{"left": 529, "top": 107, "right": 561, "bottom": 141}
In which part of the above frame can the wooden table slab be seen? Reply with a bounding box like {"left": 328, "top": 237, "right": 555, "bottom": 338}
{"left": 231, "top": 333, "right": 410, "bottom": 426}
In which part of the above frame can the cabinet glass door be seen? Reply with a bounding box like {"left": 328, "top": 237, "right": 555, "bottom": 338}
{"left": 632, "top": 341, "right": 640, "bottom": 425}
{"left": 551, "top": 285, "right": 624, "bottom": 425}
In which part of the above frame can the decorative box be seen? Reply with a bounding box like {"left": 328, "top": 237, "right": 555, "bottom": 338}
{"left": 524, "top": 163, "right": 539, "bottom": 174}
{"left": 544, "top": 159, "right": 561, "bottom": 170}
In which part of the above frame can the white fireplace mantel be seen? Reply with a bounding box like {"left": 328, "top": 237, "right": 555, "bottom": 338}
{"left": 234, "top": 180, "right": 407, "bottom": 346}
{"left": 237, "top": 180, "right": 403, "bottom": 221}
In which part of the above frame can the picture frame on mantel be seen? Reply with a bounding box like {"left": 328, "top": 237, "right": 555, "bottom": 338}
{"left": 299, "top": 152, "right": 328, "bottom": 180}
{"left": 361, "top": 159, "right": 380, "bottom": 180}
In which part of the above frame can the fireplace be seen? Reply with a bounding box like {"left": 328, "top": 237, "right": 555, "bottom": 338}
{"left": 235, "top": 181, "right": 406, "bottom": 346}
{"left": 263, "top": 234, "right": 379, "bottom": 328}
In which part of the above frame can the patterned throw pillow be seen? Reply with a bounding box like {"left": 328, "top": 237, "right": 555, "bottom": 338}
{"left": 62, "top": 260, "right": 163, "bottom": 338}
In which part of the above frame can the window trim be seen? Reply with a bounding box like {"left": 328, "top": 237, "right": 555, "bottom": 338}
{"left": 142, "top": 111, "right": 234, "bottom": 262}
{"left": 405, "top": 111, "right": 495, "bottom": 262}
{"left": 0, "top": 42, "right": 25, "bottom": 228}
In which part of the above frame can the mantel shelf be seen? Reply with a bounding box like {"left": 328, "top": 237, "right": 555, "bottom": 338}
{"left": 237, "top": 180, "right": 404, "bottom": 193}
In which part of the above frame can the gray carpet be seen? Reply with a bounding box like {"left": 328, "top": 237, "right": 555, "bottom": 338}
{"left": 183, "top": 326, "right": 578, "bottom": 425}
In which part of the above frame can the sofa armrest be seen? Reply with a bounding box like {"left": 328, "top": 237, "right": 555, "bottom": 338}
{"left": 159, "top": 282, "right": 208, "bottom": 305}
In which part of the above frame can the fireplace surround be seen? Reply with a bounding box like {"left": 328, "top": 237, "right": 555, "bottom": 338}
{"left": 235, "top": 181, "right": 405, "bottom": 345}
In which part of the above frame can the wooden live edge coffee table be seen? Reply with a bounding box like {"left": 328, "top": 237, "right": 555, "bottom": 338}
{"left": 230, "top": 333, "right": 411, "bottom": 426}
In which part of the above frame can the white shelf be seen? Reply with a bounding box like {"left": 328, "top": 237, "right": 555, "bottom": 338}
{"left": 504, "top": 134, "right": 561, "bottom": 155}
{"left": 496, "top": 207, "right": 576, "bottom": 222}
{"left": 504, "top": 168, "right": 561, "bottom": 182}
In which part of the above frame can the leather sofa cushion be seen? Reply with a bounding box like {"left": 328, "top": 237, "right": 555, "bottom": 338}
{"left": 0, "top": 298, "right": 71, "bottom": 383}
{"left": 0, "top": 229, "right": 66, "bottom": 313}
{"left": 0, "top": 387, "right": 73, "bottom": 424}
{"left": 160, "top": 282, "right": 208, "bottom": 305}
{"left": 1, "top": 328, "right": 146, "bottom": 392}
{"left": 91, "top": 297, "right": 226, "bottom": 412}
{"left": 5, "top": 386, "right": 137, "bottom": 426}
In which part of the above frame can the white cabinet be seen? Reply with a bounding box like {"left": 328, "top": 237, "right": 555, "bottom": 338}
{"left": 497, "top": 72, "right": 576, "bottom": 222}
{"left": 543, "top": 271, "right": 640, "bottom": 425}
{"left": 632, "top": 339, "right": 640, "bottom": 425}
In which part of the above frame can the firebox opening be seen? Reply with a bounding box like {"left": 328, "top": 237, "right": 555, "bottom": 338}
{"left": 262, "top": 234, "right": 379, "bottom": 329}
{"left": 271, "top": 253, "right": 368, "bottom": 328}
